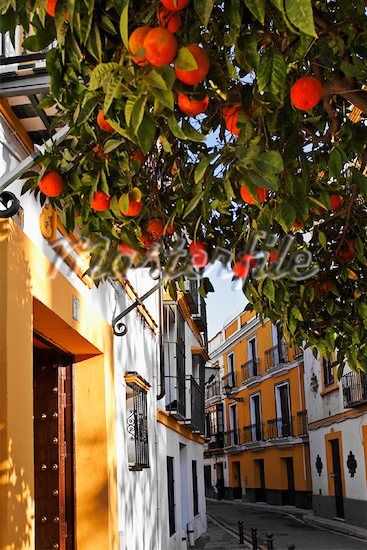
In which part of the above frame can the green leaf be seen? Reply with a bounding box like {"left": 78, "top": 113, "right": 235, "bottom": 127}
{"left": 89, "top": 63, "right": 120, "bottom": 91}
{"left": 87, "top": 23, "right": 102, "bottom": 62}
{"left": 144, "top": 70, "right": 169, "bottom": 90}
{"left": 183, "top": 120, "right": 205, "bottom": 142}
{"left": 131, "top": 95, "right": 147, "bottom": 133}
{"left": 183, "top": 191, "right": 204, "bottom": 219}
{"left": 329, "top": 148, "right": 343, "bottom": 180}
{"left": 258, "top": 49, "right": 286, "bottom": 96}
{"left": 353, "top": 169, "right": 367, "bottom": 198}
{"left": 318, "top": 231, "right": 327, "bottom": 250}
{"left": 167, "top": 114, "right": 188, "bottom": 140}
{"left": 104, "top": 74, "right": 123, "bottom": 114}
{"left": 244, "top": 0, "right": 266, "bottom": 24}
{"left": 194, "top": 156, "right": 211, "bottom": 184}
{"left": 80, "top": 0, "right": 95, "bottom": 44}
{"left": 137, "top": 113, "right": 156, "bottom": 153}
{"left": 263, "top": 278, "right": 275, "bottom": 302}
{"left": 285, "top": 0, "right": 317, "bottom": 37}
{"left": 120, "top": 0, "right": 130, "bottom": 51}
{"left": 174, "top": 47, "right": 198, "bottom": 71}
{"left": 194, "top": 0, "right": 215, "bottom": 27}
{"left": 150, "top": 87, "right": 174, "bottom": 110}
{"left": 276, "top": 202, "right": 296, "bottom": 231}
{"left": 252, "top": 151, "right": 284, "bottom": 175}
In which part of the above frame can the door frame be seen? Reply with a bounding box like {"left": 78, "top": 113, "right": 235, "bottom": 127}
{"left": 325, "top": 431, "right": 345, "bottom": 518}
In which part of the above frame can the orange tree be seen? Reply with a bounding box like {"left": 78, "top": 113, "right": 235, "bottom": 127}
{"left": 2, "top": 0, "right": 367, "bottom": 371}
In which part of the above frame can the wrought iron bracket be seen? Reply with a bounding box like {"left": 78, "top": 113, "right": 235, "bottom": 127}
{"left": 112, "top": 280, "right": 163, "bottom": 337}
{"left": 0, "top": 125, "right": 70, "bottom": 218}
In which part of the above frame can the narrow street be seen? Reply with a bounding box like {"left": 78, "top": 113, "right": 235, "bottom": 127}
{"left": 202, "top": 500, "right": 367, "bottom": 550}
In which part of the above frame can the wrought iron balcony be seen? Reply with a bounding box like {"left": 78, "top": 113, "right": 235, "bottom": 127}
{"left": 243, "top": 422, "right": 264, "bottom": 443}
{"left": 241, "top": 358, "right": 259, "bottom": 382}
{"left": 224, "top": 429, "right": 241, "bottom": 447}
{"left": 165, "top": 374, "right": 186, "bottom": 419}
{"left": 222, "top": 370, "right": 237, "bottom": 389}
{"left": 184, "top": 279, "right": 199, "bottom": 313}
{"left": 192, "top": 294, "right": 207, "bottom": 333}
{"left": 342, "top": 371, "right": 367, "bottom": 408}
{"left": 207, "top": 432, "right": 225, "bottom": 450}
{"left": 267, "top": 416, "right": 294, "bottom": 439}
{"left": 188, "top": 376, "right": 205, "bottom": 433}
{"left": 265, "top": 342, "right": 289, "bottom": 370}
{"left": 205, "top": 379, "right": 221, "bottom": 400}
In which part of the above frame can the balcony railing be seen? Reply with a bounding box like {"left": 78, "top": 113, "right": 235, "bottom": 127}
{"left": 222, "top": 370, "right": 236, "bottom": 389}
{"left": 243, "top": 422, "right": 264, "bottom": 443}
{"left": 165, "top": 375, "right": 186, "bottom": 418}
{"left": 205, "top": 380, "right": 221, "bottom": 400}
{"left": 207, "top": 432, "right": 225, "bottom": 450}
{"left": 241, "top": 358, "right": 259, "bottom": 382}
{"left": 265, "top": 342, "right": 288, "bottom": 370}
{"left": 189, "top": 376, "right": 205, "bottom": 433}
{"left": 224, "top": 429, "right": 241, "bottom": 447}
{"left": 342, "top": 371, "right": 367, "bottom": 408}
{"left": 267, "top": 416, "right": 294, "bottom": 438}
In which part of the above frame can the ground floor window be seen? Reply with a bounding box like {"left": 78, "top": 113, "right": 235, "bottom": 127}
{"left": 167, "top": 456, "right": 176, "bottom": 536}
{"left": 126, "top": 382, "right": 149, "bottom": 470}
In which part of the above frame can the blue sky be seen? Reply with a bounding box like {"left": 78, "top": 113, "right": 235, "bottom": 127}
{"left": 204, "top": 261, "right": 247, "bottom": 339}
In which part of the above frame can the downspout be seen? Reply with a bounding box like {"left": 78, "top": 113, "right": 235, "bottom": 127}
{"left": 157, "top": 282, "right": 165, "bottom": 400}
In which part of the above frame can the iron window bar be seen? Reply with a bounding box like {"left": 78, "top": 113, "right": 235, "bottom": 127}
{"left": 126, "top": 382, "right": 149, "bottom": 470}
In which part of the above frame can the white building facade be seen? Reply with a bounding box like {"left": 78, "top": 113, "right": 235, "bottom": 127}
{"left": 304, "top": 349, "right": 367, "bottom": 528}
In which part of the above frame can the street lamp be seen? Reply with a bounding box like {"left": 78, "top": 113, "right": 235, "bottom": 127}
{"left": 222, "top": 384, "right": 243, "bottom": 402}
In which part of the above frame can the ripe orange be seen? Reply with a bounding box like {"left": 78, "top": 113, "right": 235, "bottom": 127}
{"left": 97, "top": 110, "right": 114, "bottom": 133}
{"left": 93, "top": 145, "right": 107, "bottom": 161}
{"left": 233, "top": 254, "right": 256, "bottom": 278}
{"left": 189, "top": 241, "right": 208, "bottom": 268}
{"left": 178, "top": 93, "right": 209, "bottom": 116}
{"left": 143, "top": 27, "right": 178, "bottom": 67}
{"left": 131, "top": 149, "right": 147, "bottom": 164}
{"left": 330, "top": 194, "right": 344, "bottom": 211}
{"left": 222, "top": 104, "right": 248, "bottom": 135}
{"left": 147, "top": 218, "right": 165, "bottom": 238}
{"left": 240, "top": 185, "right": 268, "bottom": 205}
{"left": 90, "top": 190, "right": 111, "bottom": 212}
{"left": 158, "top": 7, "right": 182, "bottom": 33}
{"left": 337, "top": 241, "right": 355, "bottom": 263}
{"left": 141, "top": 233, "right": 155, "bottom": 247}
{"left": 166, "top": 223, "right": 176, "bottom": 235}
{"left": 269, "top": 249, "right": 278, "bottom": 264}
{"left": 292, "top": 220, "right": 304, "bottom": 230}
{"left": 129, "top": 26, "right": 150, "bottom": 66}
{"left": 120, "top": 198, "right": 142, "bottom": 217}
{"left": 160, "top": 0, "right": 190, "bottom": 10}
{"left": 46, "top": 0, "right": 57, "bottom": 16}
{"left": 39, "top": 171, "right": 64, "bottom": 197}
{"left": 118, "top": 243, "right": 137, "bottom": 258}
{"left": 290, "top": 76, "right": 323, "bottom": 111}
{"left": 174, "top": 45, "right": 209, "bottom": 85}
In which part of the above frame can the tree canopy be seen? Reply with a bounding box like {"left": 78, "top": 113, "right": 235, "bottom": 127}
{"left": 2, "top": 0, "right": 367, "bottom": 372}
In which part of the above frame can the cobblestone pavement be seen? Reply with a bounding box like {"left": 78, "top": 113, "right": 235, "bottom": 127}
{"left": 195, "top": 500, "right": 367, "bottom": 550}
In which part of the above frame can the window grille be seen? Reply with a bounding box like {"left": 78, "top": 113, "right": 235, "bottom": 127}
{"left": 126, "top": 382, "right": 149, "bottom": 470}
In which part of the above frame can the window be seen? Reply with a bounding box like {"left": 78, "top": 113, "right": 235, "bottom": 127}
{"left": 323, "top": 358, "right": 335, "bottom": 388}
{"left": 250, "top": 393, "right": 262, "bottom": 441}
{"left": 228, "top": 352, "right": 235, "bottom": 386}
{"left": 247, "top": 338, "right": 258, "bottom": 376}
{"left": 167, "top": 456, "right": 176, "bottom": 536}
{"left": 126, "top": 382, "right": 149, "bottom": 470}
{"left": 192, "top": 460, "right": 199, "bottom": 516}
{"left": 275, "top": 382, "right": 292, "bottom": 437}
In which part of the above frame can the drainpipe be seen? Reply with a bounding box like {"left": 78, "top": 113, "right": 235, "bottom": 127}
{"left": 187, "top": 523, "right": 195, "bottom": 547}
{"left": 156, "top": 283, "right": 165, "bottom": 400}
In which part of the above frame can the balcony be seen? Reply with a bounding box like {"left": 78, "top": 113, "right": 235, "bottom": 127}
{"left": 165, "top": 375, "right": 186, "bottom": 419}
{"left": 205, "top": 380, "right": 221, "bottom": 400}
{"left": 241, "top": 358, "right": 259, "bottom": 382}
{"left": 187, "top": 376, "right": 205, "bottom": 433}
{"left": 267, "top": 411, "right": 308, "bottom": 439}
{"left": 222, "top": 370, "right": 236, "bottom": 389}
{"left": 224, "top": 429, "right": 241, "bottom": 447}
{"left": 243, "top": 422, "right": 264, "bottom": 444}
{"left": 265, "top": 342, "right": 289, "bottom": 370}
{"left": 184, "top": 279, "right": 199, "bottom": 314}
{"left": 342, "top": 371, "right": 367, "bottom": 408}
{"left": 207, "top": 432, "right": 225, "bottom": 450}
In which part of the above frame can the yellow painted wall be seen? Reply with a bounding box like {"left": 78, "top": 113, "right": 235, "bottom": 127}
{"left": 0, "top": 222, "right": 118, "bottom": 550}
{"left": 224, "top": 320, "right": 238, "bottom": 340}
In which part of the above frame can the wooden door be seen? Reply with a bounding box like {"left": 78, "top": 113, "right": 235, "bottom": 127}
{"left": 33, "top": 345, "right": 75, "bottom": 550}
{"left": 255, "top": 459, "right": 266, "bottom": 502}
{"left": 284, "top": 458, "right": 295, "bottom": 506}
{"left": 330, "top": 439, "right": 344, "bottom": 518}
{"left": 232, "top": 461, "right": 242, "bottom": 499}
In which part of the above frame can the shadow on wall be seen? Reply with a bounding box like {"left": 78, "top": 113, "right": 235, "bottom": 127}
{"left": 1, "top": 223, "right": 35, "bottom": 549}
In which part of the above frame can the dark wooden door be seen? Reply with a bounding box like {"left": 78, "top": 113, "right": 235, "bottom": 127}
{"left": 232, "top": 461, "right": 242, "bottom": 499}
{"left": 33, "top": 346, "right": 75, "bottom": 550}
{"left": 284, "top": 458, "right": 295, "bottom": 506}
{"left": 255, "top": 459, "right": 266, "bottom": 502}
{"left": 330, "top": 439, "right": 344, "bottom": 518}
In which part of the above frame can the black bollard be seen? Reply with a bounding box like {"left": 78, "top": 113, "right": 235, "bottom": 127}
{"left": 238, "top": 521, "right": 244, "bottom": 544}
{"left": 288, "top": 545, "right": 296, "bottom": 550}
{"left": 251, "top": 526, "right": 258, "bottom": 550}
{"left": 266, "top": 533, "right": 274, "bottom": 550}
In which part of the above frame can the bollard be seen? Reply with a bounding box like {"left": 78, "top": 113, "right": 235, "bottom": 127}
{"left": 238, "top": 521, "right": 244, "bottom": 544}
{"left": 288, "top": 545, "right": 296, "bottom": 550}
{"left": 266, "top": 533, "right": 274, "bottom": 550}
{"left": 251, "top": 526, "right": 258, "bottom": 550}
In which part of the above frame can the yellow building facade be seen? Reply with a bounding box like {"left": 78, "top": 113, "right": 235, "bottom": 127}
{"left": 205, "top": 310, "right": 312, "bottom": 509}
